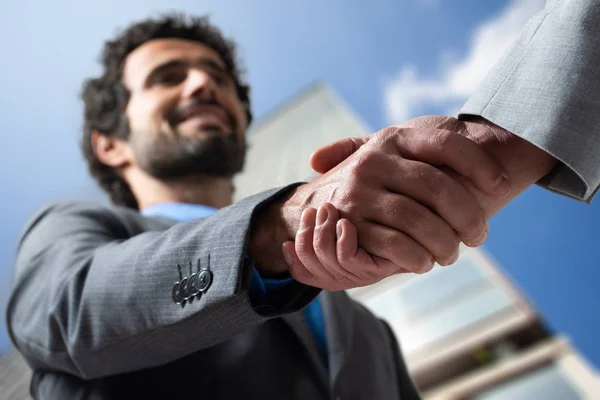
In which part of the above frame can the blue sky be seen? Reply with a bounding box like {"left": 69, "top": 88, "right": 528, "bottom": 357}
{"left": 1, "top": 0, "right": 599, "bottom": 369}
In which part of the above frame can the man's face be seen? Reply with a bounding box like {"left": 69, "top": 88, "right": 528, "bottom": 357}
{"left": 121, "top": 38, "right": 248, "bottom": 179}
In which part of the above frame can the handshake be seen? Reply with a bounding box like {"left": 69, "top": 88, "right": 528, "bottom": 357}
{"left": 250, "top": 115, "right": 527, "bottom": 291}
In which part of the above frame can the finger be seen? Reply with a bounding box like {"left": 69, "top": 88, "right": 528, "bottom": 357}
{"left": 381, "top": 158, "right": 488, "bottom": 247}
{"left": 313, "top": 203, "right": 361, "bottom": 287}
{"left": 362, "top": 192, "right": 461, "bottom": 265}
{"left": 335, "top": 218, "right": 358, "bottom": 262}
{"left": 336, "top": 219, "right": 412, "bottom": 284}
{"left": 354, "top": 220, "right": 435, "bottom": 275}
{"left": 310, "top": 136, "right": 371, "bottom": 174}
{"left": 282, "top": 241, "right": 322, "bottom": 288}
{"left": 390, "top": 127, "right": 510, "bottom": 197}
{"left": 294, "top": 208, "right": 338, "bottom": 285}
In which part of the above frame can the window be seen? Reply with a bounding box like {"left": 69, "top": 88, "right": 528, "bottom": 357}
{"left": 363, "top": 254, "right": 518, "bottom": 352}
{"left": 471, "top": 364, "right": 581, "bottom": 400}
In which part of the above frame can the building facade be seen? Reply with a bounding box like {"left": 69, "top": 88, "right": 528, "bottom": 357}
{"left": 236, "top": 83, "right": 600, "bottom": 399}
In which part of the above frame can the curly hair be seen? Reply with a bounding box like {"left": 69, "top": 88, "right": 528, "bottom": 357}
{"left": 80, "top": 14, "right": 252, "bottom": 209}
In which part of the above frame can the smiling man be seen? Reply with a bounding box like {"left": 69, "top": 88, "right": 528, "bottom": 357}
{"left": 9, "top": 1, "right": 600, "bottom": 397}
{"left": 5, "top": 14, "right": 517, "bottom": 400}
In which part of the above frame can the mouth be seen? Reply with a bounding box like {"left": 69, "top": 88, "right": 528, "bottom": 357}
{"left": 176, "top": 104, "right": 231, "bottom": 131}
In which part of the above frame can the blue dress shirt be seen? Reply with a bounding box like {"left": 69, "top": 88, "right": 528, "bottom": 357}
{"left": 141, "top": 202, "right": 328, "bottom": 363}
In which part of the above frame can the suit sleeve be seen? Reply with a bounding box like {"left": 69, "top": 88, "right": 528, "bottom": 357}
{"left": 460, "top": 0, "right": 600, "bottom": 203}
{"left": 6, "top": 185, "right": 319, "bottom": 379}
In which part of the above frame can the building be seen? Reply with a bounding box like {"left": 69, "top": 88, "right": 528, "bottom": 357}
{"left": 236, "top": 82, "right": 600, "bottom": 399}
{"left": 348, "top": 246, "right": 600, "bottom": 399}
{"left": 0, "top": 350, "right": 32, "bottom": 400}
{"left": 234, "top": 82, "right": 371, "bottom": 201}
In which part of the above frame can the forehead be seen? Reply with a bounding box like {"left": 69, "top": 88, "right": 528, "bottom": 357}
{"left": 122, "top": 38, "right": 226, "bottom": 89}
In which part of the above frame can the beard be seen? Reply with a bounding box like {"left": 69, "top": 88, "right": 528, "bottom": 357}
{"left": 130, "top": 125, "right": 247, "bottom": 180}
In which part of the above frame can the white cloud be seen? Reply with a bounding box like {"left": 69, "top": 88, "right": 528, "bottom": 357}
{"left": 384, "top": 0, "right": 545, "bottom": 123}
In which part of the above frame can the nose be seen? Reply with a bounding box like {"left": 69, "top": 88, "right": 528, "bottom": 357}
{"left": 181, "top": 68, "right": 217, "bottom": 100}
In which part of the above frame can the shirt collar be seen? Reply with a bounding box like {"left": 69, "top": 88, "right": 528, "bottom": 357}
{"left": 140, "top": 202, "right": 217, "bottom": 222}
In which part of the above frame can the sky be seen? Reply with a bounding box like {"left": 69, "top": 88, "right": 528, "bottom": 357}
{"left": 1, "top": 0, "right": 599, "bottom": 370}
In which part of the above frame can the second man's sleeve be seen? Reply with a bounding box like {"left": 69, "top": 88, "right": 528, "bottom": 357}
{"left": 460, "top": 0, "right": 600, "bottom": 203}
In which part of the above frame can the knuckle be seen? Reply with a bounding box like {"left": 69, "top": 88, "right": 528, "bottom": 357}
{"left": 438, "top": 236, "right": 460, "bottom": 264}
{"left": 399, "top": 204, "right": 427, "bottom": 234}
{"left": 413, "top": 255, "right": 435, "bottom": 274}
{"left": 348, "top": 151, "right": 374, "bottom": 176}
{"left": 424, "top": 168, "right": 452, "bottom": 201}
{"left": 430, "top": 129, "right": 453, "bottom": 150}
{"left": 462, "top": 213, "right": 485, "bottom": 238}
{"left": 374, "top": 126, "right": 399, "bottom": 142}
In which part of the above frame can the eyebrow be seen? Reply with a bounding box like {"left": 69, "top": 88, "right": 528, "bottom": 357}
{"left": 143, "top": 57, "right": 230, "bottom": 88}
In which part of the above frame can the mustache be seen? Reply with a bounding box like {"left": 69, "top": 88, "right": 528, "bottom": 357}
{"left": 167, "top": 98, "right": 235, "bottom": 129}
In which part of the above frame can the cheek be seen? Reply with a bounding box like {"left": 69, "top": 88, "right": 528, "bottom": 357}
{"left": 224, "top": 95, "right": 248, "bottom": 133}
{"left": 126, "top": 94, "right": 176, "bottom": 132}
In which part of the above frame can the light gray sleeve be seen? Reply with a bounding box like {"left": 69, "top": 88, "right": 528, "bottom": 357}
{"left": 6, "top": 185, "right": 318, "bottom": 379}
{"left": 460, "top": 0, "right": 600, "bottom": 203}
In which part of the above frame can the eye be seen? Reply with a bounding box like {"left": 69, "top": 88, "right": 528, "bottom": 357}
{"left": 210, "top": 70, "right": 232, "bottom": 87}
{"left": 155, "top": 68, "right": 187, "bottom": 86}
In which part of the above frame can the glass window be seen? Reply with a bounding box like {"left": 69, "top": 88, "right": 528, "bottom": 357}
{"left": 471, "top": 364, "right": 581, "bottom": 400}
{"left": 362, "top": 252, "right": 520, "bottom": 352}
{"left": 395, "top": 285, "right": 514, "bottom": 351}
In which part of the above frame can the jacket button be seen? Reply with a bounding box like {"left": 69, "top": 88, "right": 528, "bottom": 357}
{"left": 198, "top": 269, "right": 212, "bottom": 292}
{"left": 188, "top": 272, "right": 201, "bottom": 296}
{"left": 180, "top": 277, "right": 190, "bottom": 301}
{"left": 172, "top": 282, "right": 183, "bottom": 304}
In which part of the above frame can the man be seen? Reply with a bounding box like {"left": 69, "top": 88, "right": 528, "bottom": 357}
{"left": 8, "top": 0, "right": 600, "bottom": 397}
{"left": 5, "top": 14, "right": 510, "bottom": 400}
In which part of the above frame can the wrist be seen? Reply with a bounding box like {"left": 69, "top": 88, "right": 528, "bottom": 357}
{"left": 248, "top": 186, "right": 302, "bottom": 277}
{"left": 458, "top": 116, "right": 558, "bottom": 216}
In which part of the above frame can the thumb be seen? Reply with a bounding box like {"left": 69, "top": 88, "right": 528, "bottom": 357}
{"left": 309, "top": 136, "right": 371, "bottom": 174}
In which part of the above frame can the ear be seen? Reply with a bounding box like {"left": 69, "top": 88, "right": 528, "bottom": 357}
{"left": 91, "top": 131, "right": 132, "bottom": 169}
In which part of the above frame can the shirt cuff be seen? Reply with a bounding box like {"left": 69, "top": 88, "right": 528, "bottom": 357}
{"left": 248, "top": 268, "right": 296, "bottom": 307}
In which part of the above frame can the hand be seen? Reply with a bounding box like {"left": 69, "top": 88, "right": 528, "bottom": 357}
{"left": 249, "top": 123, "right": 511, "bottom": 288}
{"left": 310, "top": 115, "right": 556, "bottom": 219}
{"left": 282, "top": 202, "right": 391, "bottom": 291}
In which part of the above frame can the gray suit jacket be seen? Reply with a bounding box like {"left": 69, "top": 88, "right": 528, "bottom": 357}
{"left": 6, "top": 186, "right": 419, "bottom": 400}
{"left": 461, "top": 0, "right": 600, "bottom": 203}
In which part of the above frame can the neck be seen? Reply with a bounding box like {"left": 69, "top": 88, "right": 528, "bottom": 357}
{"left": 125, "top": 168, "right": 234, "bottom": 210}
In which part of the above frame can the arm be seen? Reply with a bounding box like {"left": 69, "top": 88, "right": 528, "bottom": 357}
{"left": 311, "top": 1, "right": 600, "bottom": 212}
{"left": 461, "top": 0, "right": 600, "bottom": 203}
{"left": 6, "top": 186, "right": 318, "bottom": 379}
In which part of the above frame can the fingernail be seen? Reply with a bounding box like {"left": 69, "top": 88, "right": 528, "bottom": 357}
{"left": 282, "top": 245, "right": 292, "bottom": 266}
{"left": 493, "top": 174, "right": 510, "bottom": 195}
{"left": 336, "top": 221, "right": 342, "bottom": 240}
{"left": 316, "top": 206, "right": 328, "bottom": 226}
